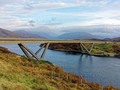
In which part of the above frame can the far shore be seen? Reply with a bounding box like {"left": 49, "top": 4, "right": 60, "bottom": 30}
{"left": 49, "top": 48, "right": 120, "bottom": 58}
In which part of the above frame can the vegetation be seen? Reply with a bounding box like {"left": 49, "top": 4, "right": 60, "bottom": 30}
{"left": 48, "top": 43, "right": 120, "bottom": 56}
{"left": 0, "top": 46, "right": 119, "bottom": 90}
{"left": 92, "top": 43, "right": 115, "bottom": 54}
{"left": 112, "top": 44, "right": 120, "bottom": 54}
{"left": 91, "top": 43, "right": 120, "bottom": 56}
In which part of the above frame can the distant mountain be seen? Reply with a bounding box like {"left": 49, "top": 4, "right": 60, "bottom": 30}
{"left": 12, "top": 25, "right": 120, "bottom": 39}
{"left": 104, "top": 37, "right": 120, "bottom": 42}
{"left": 16, "top": 26, "right": 57, "bottom": 39}
{"left": 30, "top": 31, "right": 55, "bottom": 39}
{"left": 14, "top": 30, "right": 44, "bottom": 38}
{"left": 112, "top": 37, "right": 120, "bottom": 41}
{"left": 61, "top": 25, "right": 120, "bottom": 39}
{"left": 28, "top": 26, "right": 57, "bottom": 39}
{"left": 57, "top": 32, "right": 96, "bottom": 40}
{"left": 0, "top": 28, "right": 22, "bottom": 38}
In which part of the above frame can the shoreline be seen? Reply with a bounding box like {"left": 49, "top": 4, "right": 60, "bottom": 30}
{"left": 45, "top": 42, "right": 120, "bottom": 59}
{"left": 49, "top": 48, "right": 120, "bottom": 58}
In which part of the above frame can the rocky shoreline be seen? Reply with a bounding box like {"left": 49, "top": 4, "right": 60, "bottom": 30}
{"left": 46, "top": 43, "right": 120, "bottom": 58}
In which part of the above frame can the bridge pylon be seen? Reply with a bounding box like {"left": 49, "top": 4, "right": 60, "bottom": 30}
{"left": 79, "top": 43, "right": 94, "bottom": 54}
{"left": 18, "top": 42, "right": 94, "bottom": 60}
{"left": 18, "top": 43, "right": 50, "bottom": 60}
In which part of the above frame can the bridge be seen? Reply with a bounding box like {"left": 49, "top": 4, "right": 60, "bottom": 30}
{"left": 0, "top": 38, "right": 114, "bottom": 60}
{"left": 0, "top": 38, "right": 108, "bottom": 44}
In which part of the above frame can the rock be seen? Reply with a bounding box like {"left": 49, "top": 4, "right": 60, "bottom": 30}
{"left": 0, "top": 47, "right": 11, "bottom": 53}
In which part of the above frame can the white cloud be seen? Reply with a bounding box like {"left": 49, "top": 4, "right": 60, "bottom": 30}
{"left": 0, "top": 0, "right": 120, "bottom": 31}
{"left": 74, "top": 0, "right": 111, "bottom": 7}
{"left": 32, "top": 2, "right": 71, "bottom": 10}
{"left": 0, "top": 0, "right": 26, "bottom": 5}
{"left": 112, "top": 0, "right": 120, "bottom": 8}
{"left": 80, "top": 18, "right": 120, "bottom": 26}
{"left": 0, "top": 15, "right": 33, "bottom": 30}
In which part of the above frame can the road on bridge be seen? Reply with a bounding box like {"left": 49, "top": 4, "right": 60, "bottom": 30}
{"left": 0, "top": 38, "right": 114, "bottom": 44}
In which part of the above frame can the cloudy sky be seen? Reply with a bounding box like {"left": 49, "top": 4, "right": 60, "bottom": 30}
{"left": 0, "top": 0, "right": 120, "bottom": 31}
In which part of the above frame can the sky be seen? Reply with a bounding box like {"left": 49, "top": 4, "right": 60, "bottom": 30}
{"left": 0, "top": 0, "right": 120, "bottom": 33}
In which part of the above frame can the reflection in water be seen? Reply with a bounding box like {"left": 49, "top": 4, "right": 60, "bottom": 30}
{"left": 78, "top": 54, "right": 93, "bottom": 78}
{"left": 79, "top": 54, "right": 93, "bottom": 65}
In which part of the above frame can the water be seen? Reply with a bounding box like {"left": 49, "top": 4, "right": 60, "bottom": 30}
{"left": 1, "top": 43, "right": 120, "bottom": 88}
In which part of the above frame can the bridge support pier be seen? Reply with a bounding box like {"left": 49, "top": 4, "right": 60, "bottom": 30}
{"left": 79, "top": 43, "right": 94, "bottom": 54}
{"left": 18, "top": 43, "right": 50, "bottom": 60}
{"left": 35, "top": 44, "right": 45, "bottom": 55}
{"left": 41, "top": 43, "right": 50, "bottom": 59}
{"left": 18, "top": 44, "right": 31, "bottom": 58}
{"left": 18, "top": 42, "right": 94, "bottom": 60}
{"left": 89, "top": 43, "right": 94, "bottom": 53}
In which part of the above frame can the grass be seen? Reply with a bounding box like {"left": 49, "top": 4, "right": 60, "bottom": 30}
{"left": 48, "top": 43, "right": 120, "bottom": 56}
{"left": 0, "top": 47, "right": 119, "bottom": 90}
{"left": 91, "top": 43, "right": 120, "bottom": 55}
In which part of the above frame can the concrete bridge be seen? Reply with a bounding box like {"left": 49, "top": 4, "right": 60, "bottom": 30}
{"left": 0, "top": 38, "right": 113, "bottom": 60}
{"left": 0, "top": 38, "right": 108, "bottom": 44}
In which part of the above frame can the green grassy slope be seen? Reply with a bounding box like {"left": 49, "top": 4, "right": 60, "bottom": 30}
{"left": 0, "top": 47, "right": 118, "bottom": 90}
{"left": 91, "top": 43, "right": 120, "bottom": 55}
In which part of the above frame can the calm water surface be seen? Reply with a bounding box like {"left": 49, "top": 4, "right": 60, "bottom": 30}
{"left": 1, "top": 43, "right": 120, "bottom": 88}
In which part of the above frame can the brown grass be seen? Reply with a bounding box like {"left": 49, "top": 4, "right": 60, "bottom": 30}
{"left": 0, "top": 47, "right": 119, "bottom": 90}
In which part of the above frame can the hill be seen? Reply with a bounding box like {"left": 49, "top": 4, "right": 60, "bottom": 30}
{"left": 20, "top": 26, "right": 57, "bottom": 39}
{"left": 103, "top": 37, "right": 120, "bottom": 42}
{"left": 0, "top": 28, "right": 45, "bottom": 38}
{"left": 0, "top": 28, "right": 22, "bottom": 38}
{"left": 57, "top": 32, "right": 96, "bottom": 40}
{"left": 0, "top": 47, "right": 118, "bottom": 90}
{"left": 30, "top": 31, "right": 55, "bottom": 39}
{"left": 14, "top": 30, "right": 45, "bottom": 38}
{"left": 111, "top": 37, "right": 120, "bottom": 42}
{"left": 60, "top": 25, "right": 120, "bottom": 39}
